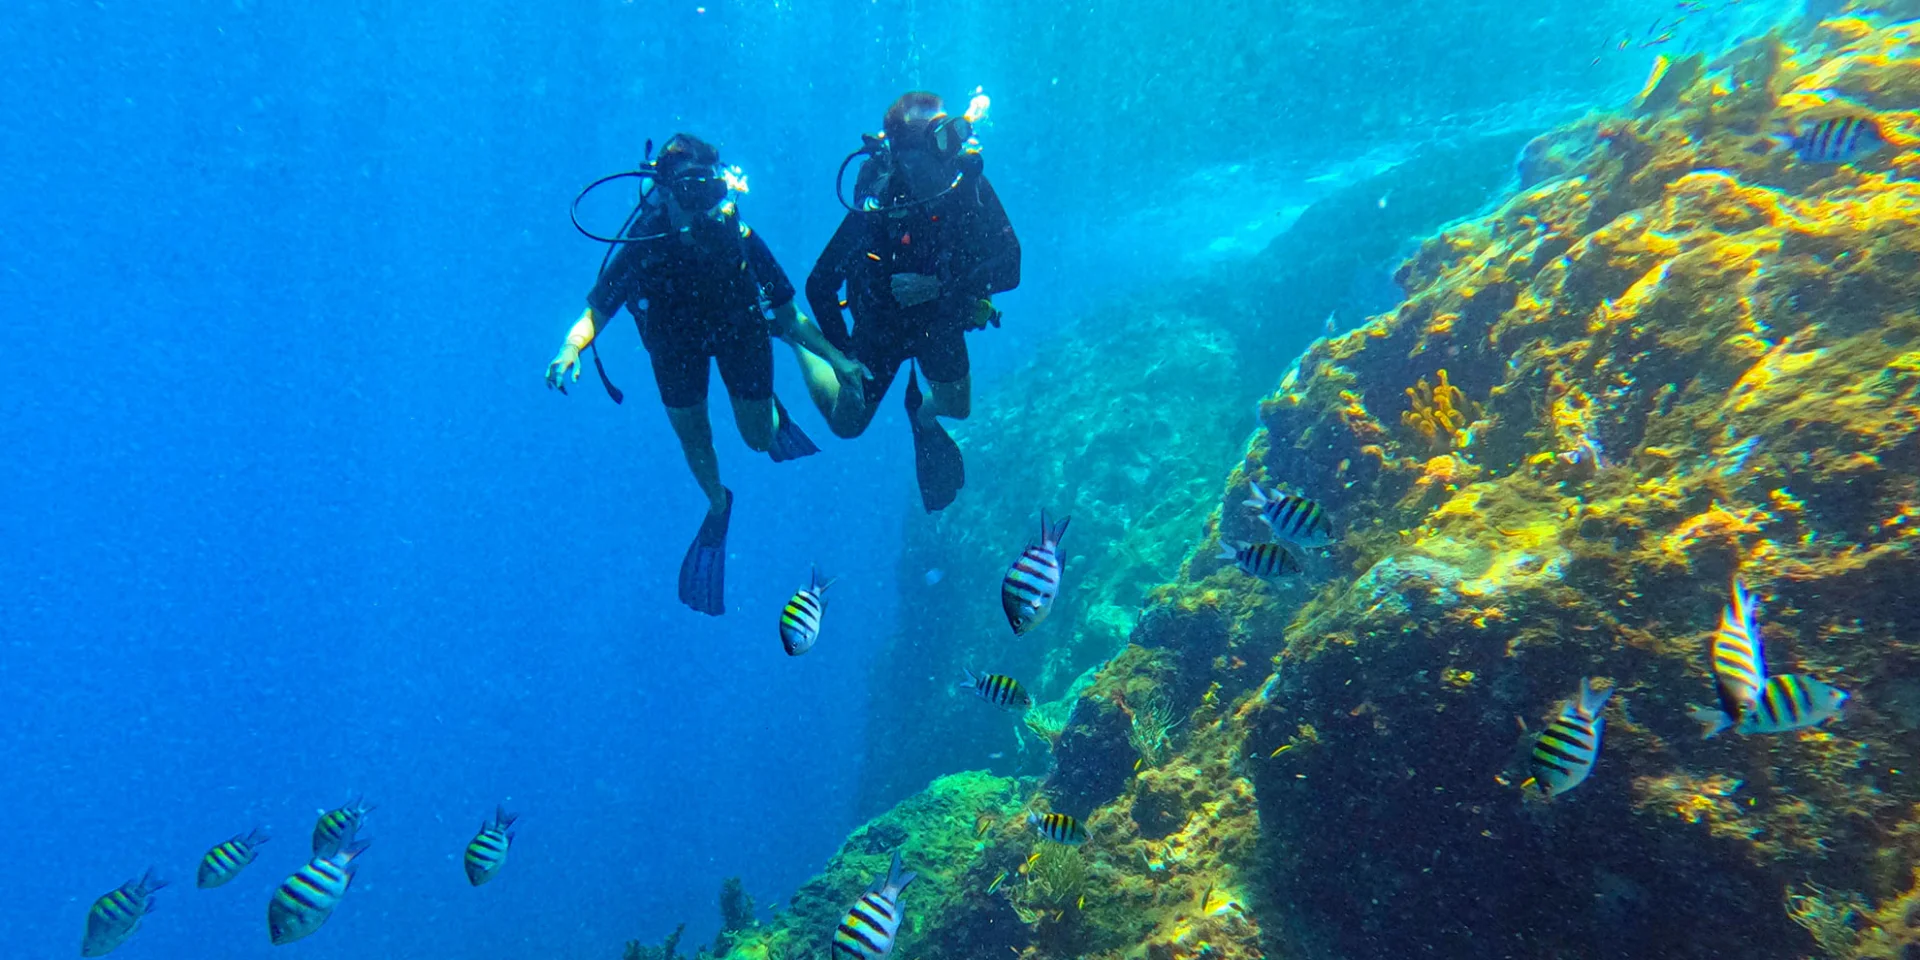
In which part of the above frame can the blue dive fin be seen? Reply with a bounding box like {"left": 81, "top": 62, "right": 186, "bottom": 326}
{"left": 905, "top": 367, "right": 963, "bottom": 513}
{"left": 768, "top": 399, "right": 820, "bottom": 463}
{"left": 677, "top": 488, "right": 732, "bottom": 616}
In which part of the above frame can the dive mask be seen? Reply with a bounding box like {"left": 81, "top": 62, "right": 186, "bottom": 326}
{"left": 665, "top": 167, "right": 729, "bottom": 212}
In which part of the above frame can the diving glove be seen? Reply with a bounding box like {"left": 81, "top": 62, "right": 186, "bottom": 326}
{"left": 968, "top": 299, "right": 1002, "bottom": 330}
{"left": 546, "top": 344, "right": 582, "bottom": 393}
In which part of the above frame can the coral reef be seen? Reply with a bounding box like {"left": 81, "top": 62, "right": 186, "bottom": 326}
{"left": 858, "top": 124, "right": 1539, "bottom": 818}
{"left": 622, "top": 923, "right": 685, "bottom": 960}
{"left": 727, "top": 9, "right": 1920, "bottom": 960}
{"left": 715, "top": 877, "right": 755, "bottom": 955}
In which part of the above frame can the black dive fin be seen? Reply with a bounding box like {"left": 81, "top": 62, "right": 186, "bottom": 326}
{"left": 905, "top": 368, "right": 964, "bottom": 513}
{"left": 767, "top": 399, "right": 821, "bottom": 463}
{"left": 677, "top": 488, "right": 732, "bottom": 616}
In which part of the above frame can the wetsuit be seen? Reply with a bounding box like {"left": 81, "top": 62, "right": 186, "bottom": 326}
{"left": 588, "top": 210, "right": 797, "bottom": 409}
{"left": 805, "top": 165, "right": 1020, "bottom": 425}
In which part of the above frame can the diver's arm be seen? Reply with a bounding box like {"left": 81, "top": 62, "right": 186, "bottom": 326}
{"left": 805, "top": 212, "right": 864, "bottom": 347}
{"left": 958, "top": 176, "right": 1022, "bottom": 296}
{"left": 771, "top": 300, "right": 870, "bottom": 382}
{"left": 546, "top": 307, "right": 609, "bottom": 391}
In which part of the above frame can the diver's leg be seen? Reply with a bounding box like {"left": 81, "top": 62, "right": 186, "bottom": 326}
{"left": 791, "top": 343, "right": 842, "bottom": 419}
{"left": 664, "top": 402, "right": 728, "bottom": 515}
{"left": 916, "top": 326, "right": 973, "bottom": 425}
{"left": 720, "top": 329, "right": 778, "bottom": 453}
{"left": 922, "top": 373, "right": 971, "bottom": 424}
{"left": 653, "top": 344, "right": 728, "bottom": 516}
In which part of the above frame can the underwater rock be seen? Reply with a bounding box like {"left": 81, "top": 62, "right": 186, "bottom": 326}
{"left": 857, "top": 123, "right": 1542, "bottom": 820}
{"left": 763, "top": 12, "right": 1920, "bottom": 960}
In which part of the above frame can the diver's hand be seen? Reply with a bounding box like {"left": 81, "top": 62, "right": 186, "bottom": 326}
{"left": 966, "top": 299, "right": 1002, "bottom": 331}
{"left": 546, "top": 344, "right": 582, "bottom": 393}
{"left": 890, "top": 272, "right": 941, "bottom": 307}
{"left": 831, "top": 352, "right": 874, "bottom": 387}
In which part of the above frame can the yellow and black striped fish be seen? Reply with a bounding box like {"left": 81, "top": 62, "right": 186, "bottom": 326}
{"left": 1218, "top": 540, "right": 1301, "bottom": 579}
{"left": 780, "top": 566, "right": 836, "bottom": 656}
{"left": 1710, "top": 579, "right": 1766, "bottom": 724}
{"left": 81, "top": 868, "right": 166, "bottom": 957}
{"left": 1001, "top": 510, "right": 1071, "bottom": 635}
{"left": 464, "top": 806, "right": 519, "bottom": 886}
{"left": 268, "top": 839, "right": 370, "bottom": 946}
{"left": 197, "top": 827, "right": 270, "bottom": 889}
{"left": 961, "top": 669, "right": 1032, "bottom": 710}
{"left": 832, "top": 850, "right": 917, "bottom": 960}
{"left": 1528, "top": 678, "right": 1613, "bottom": 798}
{"left": 1244, "top": 482, "right": 1335, "bottom": 549}
{"left": 1696, "top": 673, "right": 1850, "bottom": 738}
{"left": 311, "top": 797, "right": 372, "bottom": 857}
{"left": 1027, "top": 811, "right": 1089, "bottom": 845}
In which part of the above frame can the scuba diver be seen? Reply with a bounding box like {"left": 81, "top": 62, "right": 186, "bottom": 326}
{"left": 795, "top": 91, "right": 1022, "bottom": 512}
{"left": 545, "top": 133, "right": 869, "bottom": 616}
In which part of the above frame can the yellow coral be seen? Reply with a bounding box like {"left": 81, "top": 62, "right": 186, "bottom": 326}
{"left": 1401, "top": 369, "right": 1481, "bottom": 453}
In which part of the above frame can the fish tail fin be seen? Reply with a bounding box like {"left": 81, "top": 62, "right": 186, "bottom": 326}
{"left": 245, "top": 826, "right": 272, "bottom": 846}
{"left": 1577, "top": 678, "right": 1614, "bottom": 716}
{"left": 814, "top": 566, "right": 838, "bottom": 593}
{"left": 1243, "top": 481, "right": 1268, "bottom": 509}
{"left": 340, "top": 837, "right": 373, "bottom": 861}
{"left": 888, "top": 850, "right": 918, "bottom": 897}
{"left": 1690, "top": 706, "right": 1734, "bottom": 739}
{"left": 1041, "top": 510, "right": 1071, "bottom": 545}
{"left": 1217, "top": 541, "right": 1240, "bottom": 561}
{"left": 140, "top": 867, "right": 169, "bottom": 897}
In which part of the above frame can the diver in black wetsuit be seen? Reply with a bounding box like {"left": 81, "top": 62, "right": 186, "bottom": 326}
{"left": 794, "top": 91, "right": 1022, "bottom": 512}
{"left": 545, "top": 133, "right": 869, "bottom": 616}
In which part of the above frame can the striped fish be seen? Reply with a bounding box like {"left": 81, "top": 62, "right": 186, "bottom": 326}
{"left": 1694, "top": 673, "right": 1849, "bottom": 738}
{"left": 1218, "top": 540, "right": 1301, "bottom": 579}
{"left": 312, "top": 797, "right": 372, "bottom": 857}
{"left": 197, "top": 827, "right": 270, "bottom": 889}
{"left": 1710, "top": 579, "right": 1766, "bottom": 724}
{"left": 1778, "top": 115, "right": 1886, "bottom": 164}
{"left": 1244, "top": 483, "right": 1334, "bottom": 549}
{"left": 81, "top": 869, "right": 166, "bottom": 957}
{"left": 832, "top": 850, "right": 917, "bottom": 960}
{"left": 1027, "top": 811, "right": 1089, "bottom": 845}
{"left": 780, "top": 566, "right": 836, "bottom": 656}
{"left": 268, "top": 839, "right": 370, "bottom": 946}
{"left": 1527, "top": 678, "right": 1613, "bottom": 798}
{"left": 1001, "top": 511, "right": 1071, "bottom": 635}
{"left": 961, "top": 669, "right": 1032, "bottom": 710}
{"left": 464, "top": 806, "right": 519, "bottom": 886}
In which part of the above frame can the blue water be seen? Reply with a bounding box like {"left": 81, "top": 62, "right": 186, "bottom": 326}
{"left": 1, "top": 1, "right": 1801, "bottom": 958}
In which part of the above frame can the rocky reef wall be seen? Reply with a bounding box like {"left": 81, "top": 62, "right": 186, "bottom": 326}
{"left": 700, "top": 10, "right": 1920, "bottom": 960}
{"left": 854, "top": 128, "right": 1536, "bottom": 819}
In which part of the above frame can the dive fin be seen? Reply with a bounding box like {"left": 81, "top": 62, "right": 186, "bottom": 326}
{"left": 767, "top": 399, "right": 820, "bottom": 462}
{"left": 677, "top": 488, "right": 732, "bottom": 616}
{"left": 905, "top": 368, "right": 964, "bottom": 513}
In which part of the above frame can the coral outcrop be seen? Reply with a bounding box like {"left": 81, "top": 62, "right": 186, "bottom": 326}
{"left": 700, "top": 9, "right": 1920, "bottom": 960}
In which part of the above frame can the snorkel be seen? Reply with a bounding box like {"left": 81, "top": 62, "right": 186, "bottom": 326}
{"left": 835, "top": 89, "right": 991, "bottom": 214}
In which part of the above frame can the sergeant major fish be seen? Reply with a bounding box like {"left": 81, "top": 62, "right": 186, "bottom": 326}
{"left": 197, "top": 828, "right": 270, "bottom": 889}
{"left": 1002, "top": 510, "right": 1071, "bottom": 635}
{"left": 832, "top": 850, "right": 917, "bottom": 960}
{"left": 1709, "top": 579, "right": 1766, "bottom": 725}
{"left": 1244, "top": 483, "right": 1334, "bottom": 549}
{"left": 1775, "top": 115, "right": 1886, "bottom": 164}
{"left": 1027, "top": 811, "right": 1090, "bottom": 845}
{"left": 1693, "top": 673, "right": 1849, "bottom": 737}
{"left": 780, "top": 566, "right": 835, "bottom": 656}
{"left": 961, "top": 669, "right": 1032, "bottom": 710}
{"left": 268, "top": 839, "right": 370, "bottom": 946}
{"left": 1526, "top": 678, "right": 1613, "bottom": 798}
{"left": 1218, "top": 540, "right": 1301, "bottom": 579}
{"left": 464, "top": 806, "right": 518, "bottom": 886}
{"left": 81, "top": 869, "right": 166, "bottom": 957}
{"left": 312, "top": 797, "right": 372, "bottom": 857}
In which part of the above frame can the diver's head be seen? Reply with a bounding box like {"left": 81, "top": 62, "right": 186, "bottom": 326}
{"left": 882, "top": 91, "right": 972, "bottom": 158}
{"left": 656, "top": 133, "right": 729, "bottom": 219}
